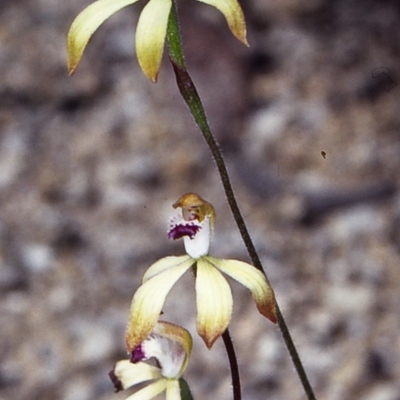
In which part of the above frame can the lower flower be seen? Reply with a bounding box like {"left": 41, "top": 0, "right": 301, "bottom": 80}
{"left": 110, "top": 321, "right": 192, "bottom": 400}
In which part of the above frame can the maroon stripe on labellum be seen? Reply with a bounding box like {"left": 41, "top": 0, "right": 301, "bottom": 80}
{"left": 168, "top": 223, "right": 201, "bottom": 240}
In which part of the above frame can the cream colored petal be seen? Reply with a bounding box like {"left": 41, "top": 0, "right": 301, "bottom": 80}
{"left": 67, "top": 0, "right": 140, "bottom": 74}
{"left": 126, "top": 261, "right": 192, "bottom": 351}
{"left": 196, "top": 258, "right": 233, "bottom": 348}
{"left": 142, "top": 255, "right": 193, "bottom": 282}
{"left": 112, "top": 360, "right": 162, "bottom": 389}
{"left": 206, "top": 256, "right": 277, "bottom": 323}
{"left": 165, "top": 379, "right": 181, "bottom": 400}
{"left": 196, "top": 0, "right": 248, "bottom": 45}
{"left": 125, "top": 379, "right": 168, "bottom": 400}
{"left": 136, "top": 0, "right": 172, "bottom": 82}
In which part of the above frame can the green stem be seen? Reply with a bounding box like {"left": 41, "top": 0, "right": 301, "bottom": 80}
{"left": 179, "top": 378, "right": 195, "bottom": 400}
{"left": 222, "top": 330, "right": 242, "bottom": 400}
{"left": 166, "top": 2, "right": 316, "bottom": 400}
{"left": 166, "top": 0, "right": 186, "bottom": 68}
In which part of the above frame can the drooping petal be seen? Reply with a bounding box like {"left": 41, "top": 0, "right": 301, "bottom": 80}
{"left": 196, "top": 0, "right": 248, "bottom": 45}
{"left": 135, "top": 0, "right": 172, "bottom": 82}
{"left": 195, "top": 258, "right": 233, "bottom": 348}
{"left": 126, "top": 260, "right": 193, "bottom": 351}
{"left": 142, "top": 255, "right": 193, "bottom": 282}
{"left": 110, "top": 360, "right": 162, "bottom": 392}
{"left": 165, "top": 379, "right": 181, "bottom": 400}
{"left": 67, "top": 0, "right": 140, "bottom": 74}
{"left": 206, "top": 256, "right": 277, "bottom": 323}
{"left": 125, "top": 379, "right": 168, "bottom": 400}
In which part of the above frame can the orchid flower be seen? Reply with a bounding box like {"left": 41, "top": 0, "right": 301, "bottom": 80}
{"left": 110, "top": 321, "right": 192, "bottom": 400}
{"left": 126, "top": 193, "right": 276, "bottom": 351}
{"left": 67, "top": 0, "right": 248, "bottom": 82}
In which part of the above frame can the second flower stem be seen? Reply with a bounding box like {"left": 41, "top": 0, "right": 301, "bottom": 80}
{"left": 222, "top": 330, "right": 241, "bottom": 400}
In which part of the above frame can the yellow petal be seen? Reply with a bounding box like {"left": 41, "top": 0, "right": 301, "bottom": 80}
{"left": 112, "top": 360, "right": 162, "bottom": 389}
{"left": 126, "top": 259, "right": 193, "bottom": 351}
{"left": 136, "top": 0, "right": 172, "bottom": 82}
{"left": 67, "top": 0, "right": 140, "bottom": 74}
{"left": 196, "top": 0, "right": 248, "bottom": 45}
{"left": 165, "top": 379, "right": 181, "bottom": 400}
{"left": 206, "top": 256, "right": 277, "bottom": 323}
{"left": 142, "top": 255, "right": 193, "bottom": 282}
{"left": 125, "top": 379, "right": 168, "bottom": 400}
{"left": 196, "top": 258, "right": 233, "bottom": 348}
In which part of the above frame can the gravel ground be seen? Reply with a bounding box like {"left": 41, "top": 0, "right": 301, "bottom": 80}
{"left": 1, "top": 0, "right": 400, "bottom": 400}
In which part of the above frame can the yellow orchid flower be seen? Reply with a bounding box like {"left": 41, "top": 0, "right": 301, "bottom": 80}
{"left": 110, "top": 321, "right": 192, "bottom": 400}
{"left": 126, "top": 193, "right": 276, "bottom": 351}
{"left": 67, "top": 0, "right": 248, "bottom": 82}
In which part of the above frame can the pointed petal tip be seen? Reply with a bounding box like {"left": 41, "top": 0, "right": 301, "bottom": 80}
{"left": 201, "top": 333, "right": 219, "bottom": 350}
{"left": 259, "top": 300, "right": 277, "bottom": 324}
{"left": 138, "top": 54, "right": 161, "bottom": 84}
{"left": 267, "top": 307, "right": 278, "bottom": 324}
{"left": 68, "top": 64, "right": 77, "bottom": 76}
{"left": 198, "top": 325, "right": 223, "bottom": 349}
{"left": 148, "top": 72, "right": 158, "bottom": 83}
{"left": 233, "top": 28, "right": 249, "bottom": 46}
{"left": 141, "top": 64, "right": 159, "bottom": 82}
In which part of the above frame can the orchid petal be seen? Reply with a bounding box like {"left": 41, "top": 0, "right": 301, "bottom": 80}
{"left": 206, "top": 256, "right": 277, "bottom": 323}
{"left": 67, "top": 0, "right": 140, "bottom": 74}
{"left": 165, "top": 379, "right": 181, "bottom": 400}
{"left": 111, "top": 360, "right": 162, "bottom": 390}
{"left": 125, "top": 379, "right": 168, "bottom": 400}
{"left": 182, "top": 217, "right": 211, "bottom": 259}
{"left": 142, "top": 255, "right": 193, "bottom": 282}
{"left": 196, "top": 258, "right": 233, "bottom": 348}
{"left": 153, "top": 321, "right": 193, "bottom": 376}
{"left": 196, "top": 0, "right": 248, "bottom": 45}
{"left": 126, "top": 259, "right": 193, "bottom": 351}
{"left": 136, "top": 0, "right": 172, "bottom": 82}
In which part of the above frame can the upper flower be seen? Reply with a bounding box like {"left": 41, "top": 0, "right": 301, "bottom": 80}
{"left": 110, "top": 321, "right": 192, "bottom": 400}
{"left": 168, "top": 192, "right": 215, "bottom": 258}
{"left": 126, "top": 193, "right": 276, "bottom": 350}
{"left": 67, "top": 0, "right": 248, "bottom": 82}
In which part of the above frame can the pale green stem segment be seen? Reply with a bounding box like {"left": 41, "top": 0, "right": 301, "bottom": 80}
{"left": 166, "top": 2, "right": 317, "bottom": 400}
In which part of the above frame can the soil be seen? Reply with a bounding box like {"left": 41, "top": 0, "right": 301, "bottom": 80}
{"left": 1, "top": 0, "right": 400, "bottom": 399}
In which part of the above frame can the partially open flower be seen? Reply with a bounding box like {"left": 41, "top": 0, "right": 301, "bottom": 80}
{"left": 110, "top": 321, "right": 192, "bottom": 400}
{"left": 168, "top": 193, "right": 215, "bottom": 259}
{"left": 126, "top": 193, "right": 276, "bottom": 350}
{"left": 67, "top": 0, "right": 248, "bottom": 82}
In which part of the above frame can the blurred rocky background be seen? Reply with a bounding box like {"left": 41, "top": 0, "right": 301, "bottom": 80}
{"left": 1, "top": 0, "right": 400, "bottom": 399}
